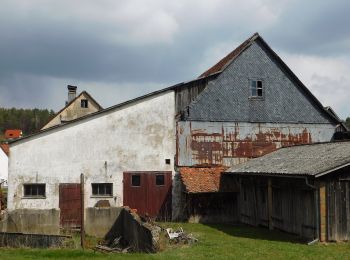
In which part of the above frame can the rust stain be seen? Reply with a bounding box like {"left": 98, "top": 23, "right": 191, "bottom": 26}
{"left": 186, "top": 126, "right": 313, "bottom": 166}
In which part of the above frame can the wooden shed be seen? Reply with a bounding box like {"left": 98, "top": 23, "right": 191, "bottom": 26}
{"left": 226, "top": 141, "right": 350, "bottom": 242}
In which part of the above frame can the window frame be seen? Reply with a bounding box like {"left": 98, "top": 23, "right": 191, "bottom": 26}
{"left": 91, "top": 183, "right": 113, "bottom": 197}
{"left": 81, "top": 99, "right": 89, "bottom": 108}
{"left": 249, "top": 79, "right": 264, "bottom": 99}
{"left": 23, "top": 183, "right": 46, "bottom": 198}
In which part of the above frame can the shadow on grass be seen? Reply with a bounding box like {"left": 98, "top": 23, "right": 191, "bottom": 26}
{"left": 205, "top": 223, "right": 306, "bottom": 244}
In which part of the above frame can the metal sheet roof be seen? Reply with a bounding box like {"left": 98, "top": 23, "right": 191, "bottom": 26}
{"left": 226, "top": 141, "right": 350, "bottom": 177}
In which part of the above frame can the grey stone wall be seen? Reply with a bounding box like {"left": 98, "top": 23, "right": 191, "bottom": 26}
{"left": 85, "top": 207, "right": 122, "bottom": 237}
{"left": 0, "top": 209, "right": 60, "bottom": 235}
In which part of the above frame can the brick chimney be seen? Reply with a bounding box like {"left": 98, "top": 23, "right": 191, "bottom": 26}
{"left": 67, "top": 85, "right": 77, "bottom": 105}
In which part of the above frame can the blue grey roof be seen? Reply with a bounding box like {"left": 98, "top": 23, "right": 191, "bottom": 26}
{"left": 226, "top": 141, "right": 350, "bottom": 177}
{"left": 186, "top": 36, "right": 335, "bottom": 124}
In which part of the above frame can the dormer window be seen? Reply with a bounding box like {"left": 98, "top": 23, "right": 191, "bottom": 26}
{"left": 250, "top": 80, "right": 263, "bottom": 98}
{"left": 81, "top": 99, "right": 88, "bottom": 108}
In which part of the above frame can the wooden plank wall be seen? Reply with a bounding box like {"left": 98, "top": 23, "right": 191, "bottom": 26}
{"left": 239, "top": 177, "right": 316, "bottom": 239}
{"left": 327, "top": 180, "right": 350, "bottom": 241}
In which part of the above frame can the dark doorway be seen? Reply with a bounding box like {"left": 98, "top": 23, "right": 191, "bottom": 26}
{"left": 123, "top": 171, "right": 172, "bottom": 219}
{"left": 59, "top": 183, "right": 82, "bottom": 228}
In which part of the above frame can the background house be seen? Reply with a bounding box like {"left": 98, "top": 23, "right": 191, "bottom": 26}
{"left": 41, "top": 85, "right": 103, "bottom": 130}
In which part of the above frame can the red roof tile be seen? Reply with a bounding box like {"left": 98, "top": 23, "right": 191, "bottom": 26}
{"left": 0, "top": 143, "right": 9, "bottom": 156}
{"left": 179, "top": 167, "right": 228, "bottom": 193}
{"left": 4, "top": 129, "right": 22, "bottom": 139}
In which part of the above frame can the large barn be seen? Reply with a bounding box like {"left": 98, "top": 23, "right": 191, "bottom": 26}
{"left": 7, "top": 33, "right": 344, "bottom": 234}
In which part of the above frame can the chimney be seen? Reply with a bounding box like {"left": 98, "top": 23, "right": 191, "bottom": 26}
{"left": 67, "top": 85, "right": 77, "bottom": 105}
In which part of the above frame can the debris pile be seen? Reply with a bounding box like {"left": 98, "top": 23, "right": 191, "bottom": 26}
{"left": 95, "top": 236, "right": 131, "bottom": 253}
{"left": 166, "top": 227, "right": 198, "bottom": 244}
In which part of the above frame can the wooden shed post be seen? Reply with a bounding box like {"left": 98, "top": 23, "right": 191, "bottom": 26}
{"left": 80, "top": 173, "right": 85, "bottom": 249}
{"left": 268, "top": 178, "right": 273, "bottom": 230}
{"left": 319, "top": 182, "right": 327, "bottom": 242}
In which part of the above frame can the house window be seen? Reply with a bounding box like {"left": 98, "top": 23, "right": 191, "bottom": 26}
{"left": 165, "top": 159, "right": 171, "bottom": 165}
{"left": 132, "top": 175, "right": 141, "bottom": 187}
{"left": 23, "top": 184, "right": 46, "bottom": 198}
{"left": 250, "top": 80, "right": 263, "bottom": 97}
{"left": 92, "top": 183, "right": 113, "bottom": 196}
{"left": 81, "top": 99, "right": 89, "bottom": 108}
{"left": 156, "top": 174, "right": 165, "bottom": 186}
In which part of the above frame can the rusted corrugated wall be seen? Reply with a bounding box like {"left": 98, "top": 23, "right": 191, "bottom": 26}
{"left": 177, "top": 121, "right": 335, "bottom": 167}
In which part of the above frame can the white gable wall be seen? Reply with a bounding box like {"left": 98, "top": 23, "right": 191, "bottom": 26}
{"left": 8, "top": 91, "right": 176, "bottom": 210}
{"left": 0, "top": 148, "right": 8, "bottom": 186}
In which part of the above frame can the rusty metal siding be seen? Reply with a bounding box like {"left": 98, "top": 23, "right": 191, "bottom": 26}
{"left": 177, "top": 121, "right": 335, "bottom": 167}
{"left": 59, "top": 183, "right": 81, "bottom": 227}
{"left": 185, "top": 41, "right": 334, "bottom": 124}
{"left": 123, "top": 171, "right": 172, "bottom": 219}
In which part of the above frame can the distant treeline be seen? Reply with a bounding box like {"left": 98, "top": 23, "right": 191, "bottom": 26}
{"left": 0, "top": 107, "right": 55, "bottom": 137}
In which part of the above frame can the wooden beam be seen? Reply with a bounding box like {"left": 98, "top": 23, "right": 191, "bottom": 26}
{"left": 80, "top": 173, "right": 85, "bottom": 249}
{"left": 268, "top": 178, "right": 273, "bottom": 230}
{"left": 319, "top": 182, "right": 327, "bottom": 242}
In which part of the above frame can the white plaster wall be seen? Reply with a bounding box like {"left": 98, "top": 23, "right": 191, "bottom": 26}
{"left": 0, "top": 148, "right": 8, "bottom": 186}
{"left": 8, "top": 91, "right": 176, "bottom": 210}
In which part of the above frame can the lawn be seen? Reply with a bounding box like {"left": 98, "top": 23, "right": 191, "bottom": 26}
{"left": 0, "top": 223, "right": 350, "bottom": 259}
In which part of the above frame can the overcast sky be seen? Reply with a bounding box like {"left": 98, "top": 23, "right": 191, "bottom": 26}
{"left": 0, "top": 0, "right": 349, "bottom": 119}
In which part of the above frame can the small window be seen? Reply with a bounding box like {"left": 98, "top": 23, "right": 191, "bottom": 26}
{"left": 132, "top": 175, "right": 141, "bottom": 187}
{"left": 81, "top": 99, "right": 89, "bottom": 108}
{"left": 91, "top": 183, "right": 113, "bottom": 196}
{"left": 250, "top": 80, "right": 263, "bottom": 97}
{"left": 24, "top": 184, "right": 46, "bottom": 198}
{"left": 156, "top": 174, "right": 165, "bottom": 186}
{"left": 165, "top": 159, "right": 171, "bottom": 165}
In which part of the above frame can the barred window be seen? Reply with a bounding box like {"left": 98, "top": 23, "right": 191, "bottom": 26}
{"left": 24, "top": 184, "right": 46, "bottom": 197}
{"left": 92, "top": 183, "right": 113, "bottom": 196}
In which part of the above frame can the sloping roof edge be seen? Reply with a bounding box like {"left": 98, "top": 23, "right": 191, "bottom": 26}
{"left": 10, "top": 75, "right": 218, "bottom": 146}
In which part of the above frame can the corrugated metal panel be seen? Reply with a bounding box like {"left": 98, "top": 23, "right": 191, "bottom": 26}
{"left": 177, "top": 121, "right": 335, "bottom": 167}
{"left": 59, "top": 183, "right": 81, "bottom": 227}
{"left": 123, "top": 171, "right": 172, "bottom": 219}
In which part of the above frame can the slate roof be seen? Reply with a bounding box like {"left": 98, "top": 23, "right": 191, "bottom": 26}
{"left": 226, "top": 141, "right": 350, "bottom": 177}
{"left": 179, "top": 167, "right": 228, "bottom": 193}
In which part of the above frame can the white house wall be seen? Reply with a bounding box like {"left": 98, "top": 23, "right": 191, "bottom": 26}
{"left": 8, "top": 91, "right": 176, "bottom": 210}
{"left": 0, "top": 148, "right": 8, "bottom": 186}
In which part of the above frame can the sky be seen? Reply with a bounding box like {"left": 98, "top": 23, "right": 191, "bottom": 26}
{"left": 0, "top": 0, "right": 349, "bottom": 119}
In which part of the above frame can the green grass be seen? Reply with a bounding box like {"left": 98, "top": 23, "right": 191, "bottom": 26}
{"left": 0, "top": 223, "right": 350, "bottom": 259}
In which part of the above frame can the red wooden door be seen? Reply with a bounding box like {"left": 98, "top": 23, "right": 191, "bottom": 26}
{"left": 59, "top": 183, "right": 81, "bottom": 227}
{"left": 123, "top": 171, "right": 172, "bottom": 219}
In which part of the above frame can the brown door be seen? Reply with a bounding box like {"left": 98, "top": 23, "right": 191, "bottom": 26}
{"left": 59, "top": 183, "right": 82, "bottom": 228}
{"left": 123, "top": 171, "right": 172, "bottom": 219}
